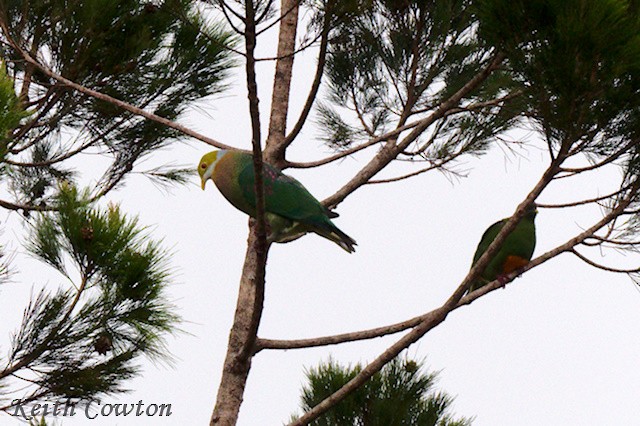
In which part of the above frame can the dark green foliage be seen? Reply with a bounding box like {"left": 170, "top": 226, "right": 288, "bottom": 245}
{"left": 0, "top": 0, "right": 235, "bottom": 206}
{"left": 0, "top": 2, "right": 223, "bottom": 414}
{"left": 472, "top": 0, "right": 640, "bottom": 285}
{"left": 316, "top": 102, "right": 360, "bottom": 150}
{"left": 318, "top": 0, "right": 522, "bottom": 166}
{"left": 3, "top": 185, "right": 179, "bottom": 406}
{"left": 0, "top": 64, "right": 29, "bottom": 156}
{"left": 291, "top": 356, "right": 472, "bottom": 426}
{"left": 476, "top": 0, "right": 640, "bottom": 152}
{"left": 140, "top": 165, "right": 194, "bottom": 190}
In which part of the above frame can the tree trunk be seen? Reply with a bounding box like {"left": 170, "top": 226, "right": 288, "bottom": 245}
{"left": 265, "top": 0, "right": 299, "bottom": 165}
{"left": 210, "top": 228, "right": 268, "bottom": 425}
{"left": 211, "top": 2, "right": 299, "bottom": 423}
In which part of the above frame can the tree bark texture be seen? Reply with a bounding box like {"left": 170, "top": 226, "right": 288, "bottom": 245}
{"left": 210, "top": 229, "right": 266, "bottom": 425}
{"left": 265, "top": 0, "right": 299, "bottom": 165}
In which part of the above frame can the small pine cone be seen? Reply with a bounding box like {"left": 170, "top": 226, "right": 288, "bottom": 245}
{"left": 80, "top": 226, "right": 94, "bottom": 242}
{"left": 94, "top": 333, "right": 113, "bottom": 355}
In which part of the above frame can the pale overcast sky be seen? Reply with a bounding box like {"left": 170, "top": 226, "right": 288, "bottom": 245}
{"left": 2, "top": 12, "right": 640, "bottom": 426}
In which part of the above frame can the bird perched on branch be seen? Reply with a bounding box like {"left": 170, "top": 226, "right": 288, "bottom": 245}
{"left": 198, "top": 150, "right": 357, "bottom": 253}
{"left": 468, "top": 204, "right": 537, "bottom": 293}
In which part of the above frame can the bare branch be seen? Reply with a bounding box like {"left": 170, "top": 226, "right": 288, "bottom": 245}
{"left": 285, "top": 116, "right": 437, "bottom": 169}
{"left": 210, "top": 2, "right": 268, "bottom": 423}
{"left": 241, "top": 0, "right": 267, "bottom": 361}
{"left": 558, "top": 138, "right": 638, "bottom": 175}
{"left": 366, "top": 140, "right": 468, "bottom": 185}
{"left": 571, "top": 249, "right": 640, "bottom": 273}
{"left": 537, "top": 182, "right": 632, "bottom": 208}
{"left": 285, "top": 72, "right": 519, "bottom": 172}
{"left": 254, "top": 29, "right": 322, "bottom": 61}
{"left": 264, "top": 153, "right": 567, "bottom": 353}
{"left": 255, "top": 0, "right": 277, "bottom": 26}
{"left": 583, "top": 235, "right": 640, "bottom": 247}
{"left": 215, "top": 0, "right": 246, "bottom": 25}
{"left": 287, "top": 304, "right": 448, "bottom": 425}
{"left": 0, "top": 198, "right": 54, "bottom": 212}
{"left": 365, "top": 165, "right": 439, "bottom": 184}
{"left": 255, "top": 0, "right": 298, "bottom": 35}
{"left": 259, "top": 191, "right": 637, "bottom": 352}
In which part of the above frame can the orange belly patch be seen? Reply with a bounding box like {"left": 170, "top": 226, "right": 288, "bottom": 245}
{"left": 502, "top": 255, "right": 529, "bottom": 274}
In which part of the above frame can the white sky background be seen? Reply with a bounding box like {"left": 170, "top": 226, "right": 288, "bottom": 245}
{"left": 2, "top": 7, "right": 640, "bottom": 426}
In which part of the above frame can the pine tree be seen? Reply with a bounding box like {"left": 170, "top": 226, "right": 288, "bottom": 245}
{"left": 0, "top": 0, "right": 234, "bottom": 415}
{"left": 292, "top": 356, "right": 472, "bottom": 426}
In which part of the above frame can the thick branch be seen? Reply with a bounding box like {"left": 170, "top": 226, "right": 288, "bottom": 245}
{"left": 281, "top": 10, "right": 329, "bottom": 149}
{"left": 263, "top": 0, "right": 299, "bottom": 166}
{"left": 288, "top": 305, "right": 450, "bottom": 426}
{"left": 210, "top": 231, "right": 270, "bottom": 426}
{"left": 287, "top": 138, "right": 580, "bottom": 423}
{"left": 258, "top": 188, "right": 637, "bottom": 351}
{"left": 210, "top": 2, "right": 268, "bottom": 424}
{"left": 263, "top": 157, "right": 558, "bottom": 352}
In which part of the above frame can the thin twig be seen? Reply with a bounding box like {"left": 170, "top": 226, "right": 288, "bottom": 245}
{"left": 571, "top": 248, "right": 640, "bottom": 273}
{"left": 537, "top": 183, "right": 632, "bottom": 208}
{"left": 559, "top": 138, "right": 638, "bottom": 175}
{"left": 0, "top": 275, "right": 88, "bottom": 380}
{"left": 255, "top": 0, "right": 298, "bottom": 35}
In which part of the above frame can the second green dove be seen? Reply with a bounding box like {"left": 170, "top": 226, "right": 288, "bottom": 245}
{"left": 198, "top": 150, "right": 357, "bottom": 253}
{"left": 468, "top": 204, "right": 537, "bottom": 293}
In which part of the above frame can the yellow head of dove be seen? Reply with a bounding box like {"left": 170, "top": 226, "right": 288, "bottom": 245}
{"left": 198, "top": 150, "right": 224, "bottom": 190}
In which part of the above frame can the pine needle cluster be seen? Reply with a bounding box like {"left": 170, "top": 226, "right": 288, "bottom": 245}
{"left": 292, "top": 355, "right": 472, "bottom": 426}
{"left": 1, "top": 185, "right": 179, "bottom": 409}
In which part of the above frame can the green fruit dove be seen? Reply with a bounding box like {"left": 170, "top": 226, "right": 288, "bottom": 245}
{"left": 468, "top": 204, "right": 537, "bottom": 292}
{"left": 198, "top": 150, "right": 357, "bottom": 253}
